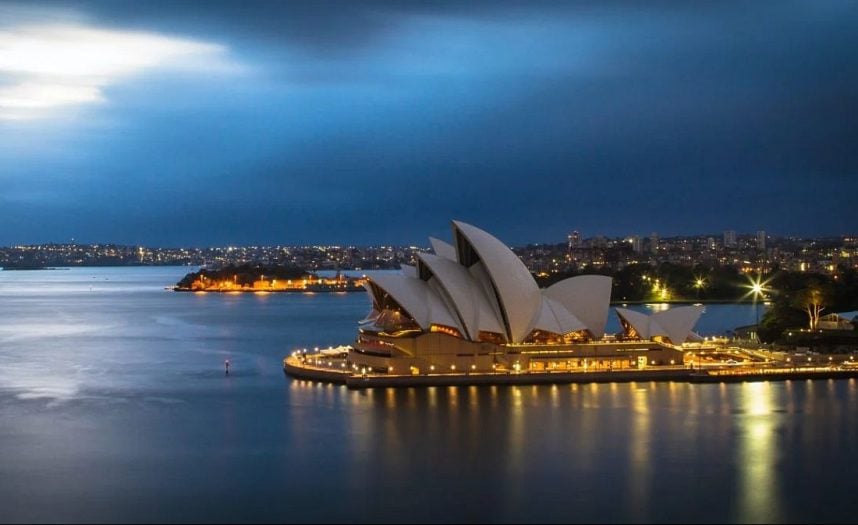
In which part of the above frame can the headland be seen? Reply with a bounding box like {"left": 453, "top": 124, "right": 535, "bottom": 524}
{"left": 282, "top": 220, "right": 858, "bottom": 389}
{"left": 173, "top": 263, "right": 366, "bottom": 293}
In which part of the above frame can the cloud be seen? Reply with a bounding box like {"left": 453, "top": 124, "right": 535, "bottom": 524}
{"left": 0, "top": 22, "right": 240, "bottom": 120}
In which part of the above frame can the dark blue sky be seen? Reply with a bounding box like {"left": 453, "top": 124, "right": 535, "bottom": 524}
{"left": 1, "top": 1, "right": 856, "bottom": 246}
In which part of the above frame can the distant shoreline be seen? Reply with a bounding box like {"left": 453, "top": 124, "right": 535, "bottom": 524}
{"left": 172, "top": 287, "right": 362, "bottom": 293}
{"left": 1, "top": 266, "right": 69, "bottom": 271}
{"left": 0, "top": 265, "right": 770, "bottom": 305}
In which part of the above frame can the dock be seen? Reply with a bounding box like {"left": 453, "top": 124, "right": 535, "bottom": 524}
{"left": 283, "top": 355, "right": 858, "bottom": 389}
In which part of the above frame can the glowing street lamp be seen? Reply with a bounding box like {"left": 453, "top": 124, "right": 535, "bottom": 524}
{"left": 745, "top": 276, "right": 769, "bottom": 341}
{"left": 693, "top": 277, "right": 705, "bottom": 299}
{"left": 751, "top": 283, "right": 763, "bottom": 332}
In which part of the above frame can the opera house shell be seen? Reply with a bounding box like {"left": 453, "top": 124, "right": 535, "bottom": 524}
{"left": 350, "top": 220, "right": 702, "bottom": 374}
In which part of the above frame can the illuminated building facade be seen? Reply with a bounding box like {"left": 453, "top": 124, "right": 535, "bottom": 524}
{"left": 349, "top": 221, "right": 702, "bottom": 374}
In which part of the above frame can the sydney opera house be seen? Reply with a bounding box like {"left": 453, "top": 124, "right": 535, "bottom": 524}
{"left": 349, "top": 220, "right": 703, "bottom": 375}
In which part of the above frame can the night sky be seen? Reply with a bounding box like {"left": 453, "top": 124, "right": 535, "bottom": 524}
{"left": 1, "top": 1, "right": 857, "bottom": 246}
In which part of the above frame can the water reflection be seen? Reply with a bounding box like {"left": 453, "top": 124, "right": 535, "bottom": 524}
{"left": 628, "top": 384, "right": 651, "bottom": 520}
{"left": 505, "top": 385, "right": 526, "bottom": 516}
{"left": 3, "top": 268, "right": 858, "bottom": 523}
{"left": 737, "top": 382, "right": 780, "bottom": 523}
{"left": 281, "top": 379, "right": 858, "bottom": 523}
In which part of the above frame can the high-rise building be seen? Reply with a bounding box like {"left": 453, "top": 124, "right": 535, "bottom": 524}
{"left": 567, "top": 230, "right": 582, "bottom": 260}
{"left": 707, "top": 237, "right": 716, "bottom": 251}
{"left": 757, "top": 230, "right": 766, "bottom": 251}
{"left": 568, "top": 231, "right": 581, "bottom": 250}
{"left": 649, "top": 232, "right": 659, "bottom": 254}
{"left": 723, "top": 230, "right": 737, "bottom": 248}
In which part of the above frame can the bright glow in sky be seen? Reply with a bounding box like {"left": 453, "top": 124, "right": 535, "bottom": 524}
{"left": 0, "top": 23, "right": 236, "bottom": 120}
{"left": 0, "top": 2, "right": 856, "bottom": 245}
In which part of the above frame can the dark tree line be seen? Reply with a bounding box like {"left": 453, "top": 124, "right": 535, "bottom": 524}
{"left": 758, "top": 268, "right": 858, "bottom": 344}
{"left": 537, "top": 263, "right": 858, "bottom": 346}
{"left": 537, "top": 262, "right": 748, "bottom": 302}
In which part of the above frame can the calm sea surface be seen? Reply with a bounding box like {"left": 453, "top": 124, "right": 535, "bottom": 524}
{"left": 1, "top": 267, "right": 856, "bottom": 524}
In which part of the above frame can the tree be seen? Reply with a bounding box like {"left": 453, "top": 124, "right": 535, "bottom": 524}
{"left": 792, "top": 284, "right": 833, "bottom": 330}
{"left": 758, "top": 301, "right": 804, "bottom": 343}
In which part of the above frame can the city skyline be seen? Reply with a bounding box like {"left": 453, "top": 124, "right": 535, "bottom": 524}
{"left": 2, "top": 1, "right": 857, "bottom": 246}
{"left": 3, "top": 227, "right": 854, "bottom": 278}
{"left": 3, "top": 4, "right": 858, "bottom": 522}
{"left": 2, "top": 227, "right": 854, "bottom": 249}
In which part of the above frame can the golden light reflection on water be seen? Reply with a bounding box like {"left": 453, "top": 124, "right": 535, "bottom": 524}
{"left": 468, "top": 385, "right": 478, "bottom": 399}
{"left": 405, "top": 386, "right": 416, "bottom": 404}
{"left": 284, "top": 377, "right": 858, "bottom": 522}
{"left": 737, "top": 381, "right": 780, "bottom": 523}
{"left": 467, "top": 387, "right": 480, "bottom": 436}
{"left": 668, "top": 380, "right": 678, "bottom": 404}
{"left": 448, "top": 386, "right": 459, "bottom": 409}
{"left": 571, "top": 383, "right": 598, "bottom": 474}
{"left": 804, "top": 379, "right": 816, "bottom": 414}
{"left": 745, "top": 381, "right": 770, "bottom": 416}
{"left": 628, "top": 384, "right": 651, "bottom": 515}
{"left": 608, "top": 382, "right": 619, "bottom": 408}
{"left": 507, "top": 386, "right": 525, "bottom": 474}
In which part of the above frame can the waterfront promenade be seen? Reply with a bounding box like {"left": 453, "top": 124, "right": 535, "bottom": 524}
{"left": 283, "top": 353, "right": 858, "bottom": 389}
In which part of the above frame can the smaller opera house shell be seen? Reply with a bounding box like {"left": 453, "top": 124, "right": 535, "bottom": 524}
{"left": 350, "top": 221, "right": 702, "bottom": 374}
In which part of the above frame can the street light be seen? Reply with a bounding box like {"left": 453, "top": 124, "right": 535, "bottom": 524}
{"left": 745, "top": 276, "right": 769, "bottom": 342}
{"left": 693, "top": 277, "right": 705, "bottom": 299}
{"left": 751, "top": 283, "right": 763, "bottom": 340}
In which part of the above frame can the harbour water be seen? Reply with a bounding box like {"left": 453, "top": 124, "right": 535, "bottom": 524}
{"left": 1, "top": 267, "right": 855, "bottom": 523}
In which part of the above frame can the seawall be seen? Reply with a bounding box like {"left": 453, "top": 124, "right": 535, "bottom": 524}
{"left": 283, "top": 356, "right": 858, "bottom": 389}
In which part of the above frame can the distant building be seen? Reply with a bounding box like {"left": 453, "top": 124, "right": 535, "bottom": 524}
{"left": 631, "top": 235, "right": 642, "bottom": 254}
{"left": 649, "top": 232, "right": 659, "bottom": 254}
{"left": 818, "top": 312, "right": 858, "bottom": 330}
{"left": 732, "top": 324, "right": 759, "bottom": 342}
{"left": 723, "top": 230, "right": 737, "bottom": 248}
{"left": 568, "top": 231, "right": 581, "bottom": 250}
{"left": 757, "top": 230, "right": 766, "bottom": 251}
{"left": 707, "top": 237, "right": 716, "bottom": 251}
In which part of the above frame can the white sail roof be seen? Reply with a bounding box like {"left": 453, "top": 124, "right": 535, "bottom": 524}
{"left": 531, "top": 294, "right": 588, "bottom": 335}
{"left": 452, "top": 220, "right": 541, "bottom": 343}
{"left": 687, "top": 331, "right": 704, "bottom": 342}
{"left": 361, "top": 220, "right": 619, "bottom": 345}
{"left": 652, "top": 305, "right": 704, "bottom": 345}
{"left": 369, "top": 273, "right": 463, "bottom": 333}
{"left": 400, "top": 264, "right": 417, "bottom": 278}
{"left": 429, "top": 237, "right": 457, "bottom": 261}
{"left": 359, "top": 308, "right": 380, "bottom": 324}
{"left": 616, "top": 306, "right": 703, "bottom": 344}
{"left": 417, "top": 252, "right": 505, "bottom": 340}
{"left": 615, "top": 308, "right": 655, "bottom": 339}
{"left": 544, "top": 275, "right": 613, "bottom": 338}
{"left": 468, "top": 261, "right": 508, "bottom": 336}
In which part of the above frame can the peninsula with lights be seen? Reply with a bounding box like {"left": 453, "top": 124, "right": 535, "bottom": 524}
{"left": 284, "top": 220, "right": 858, "bottom": 389}
{"left": 174, "top": 263, "right": 366, "bottom": 293}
